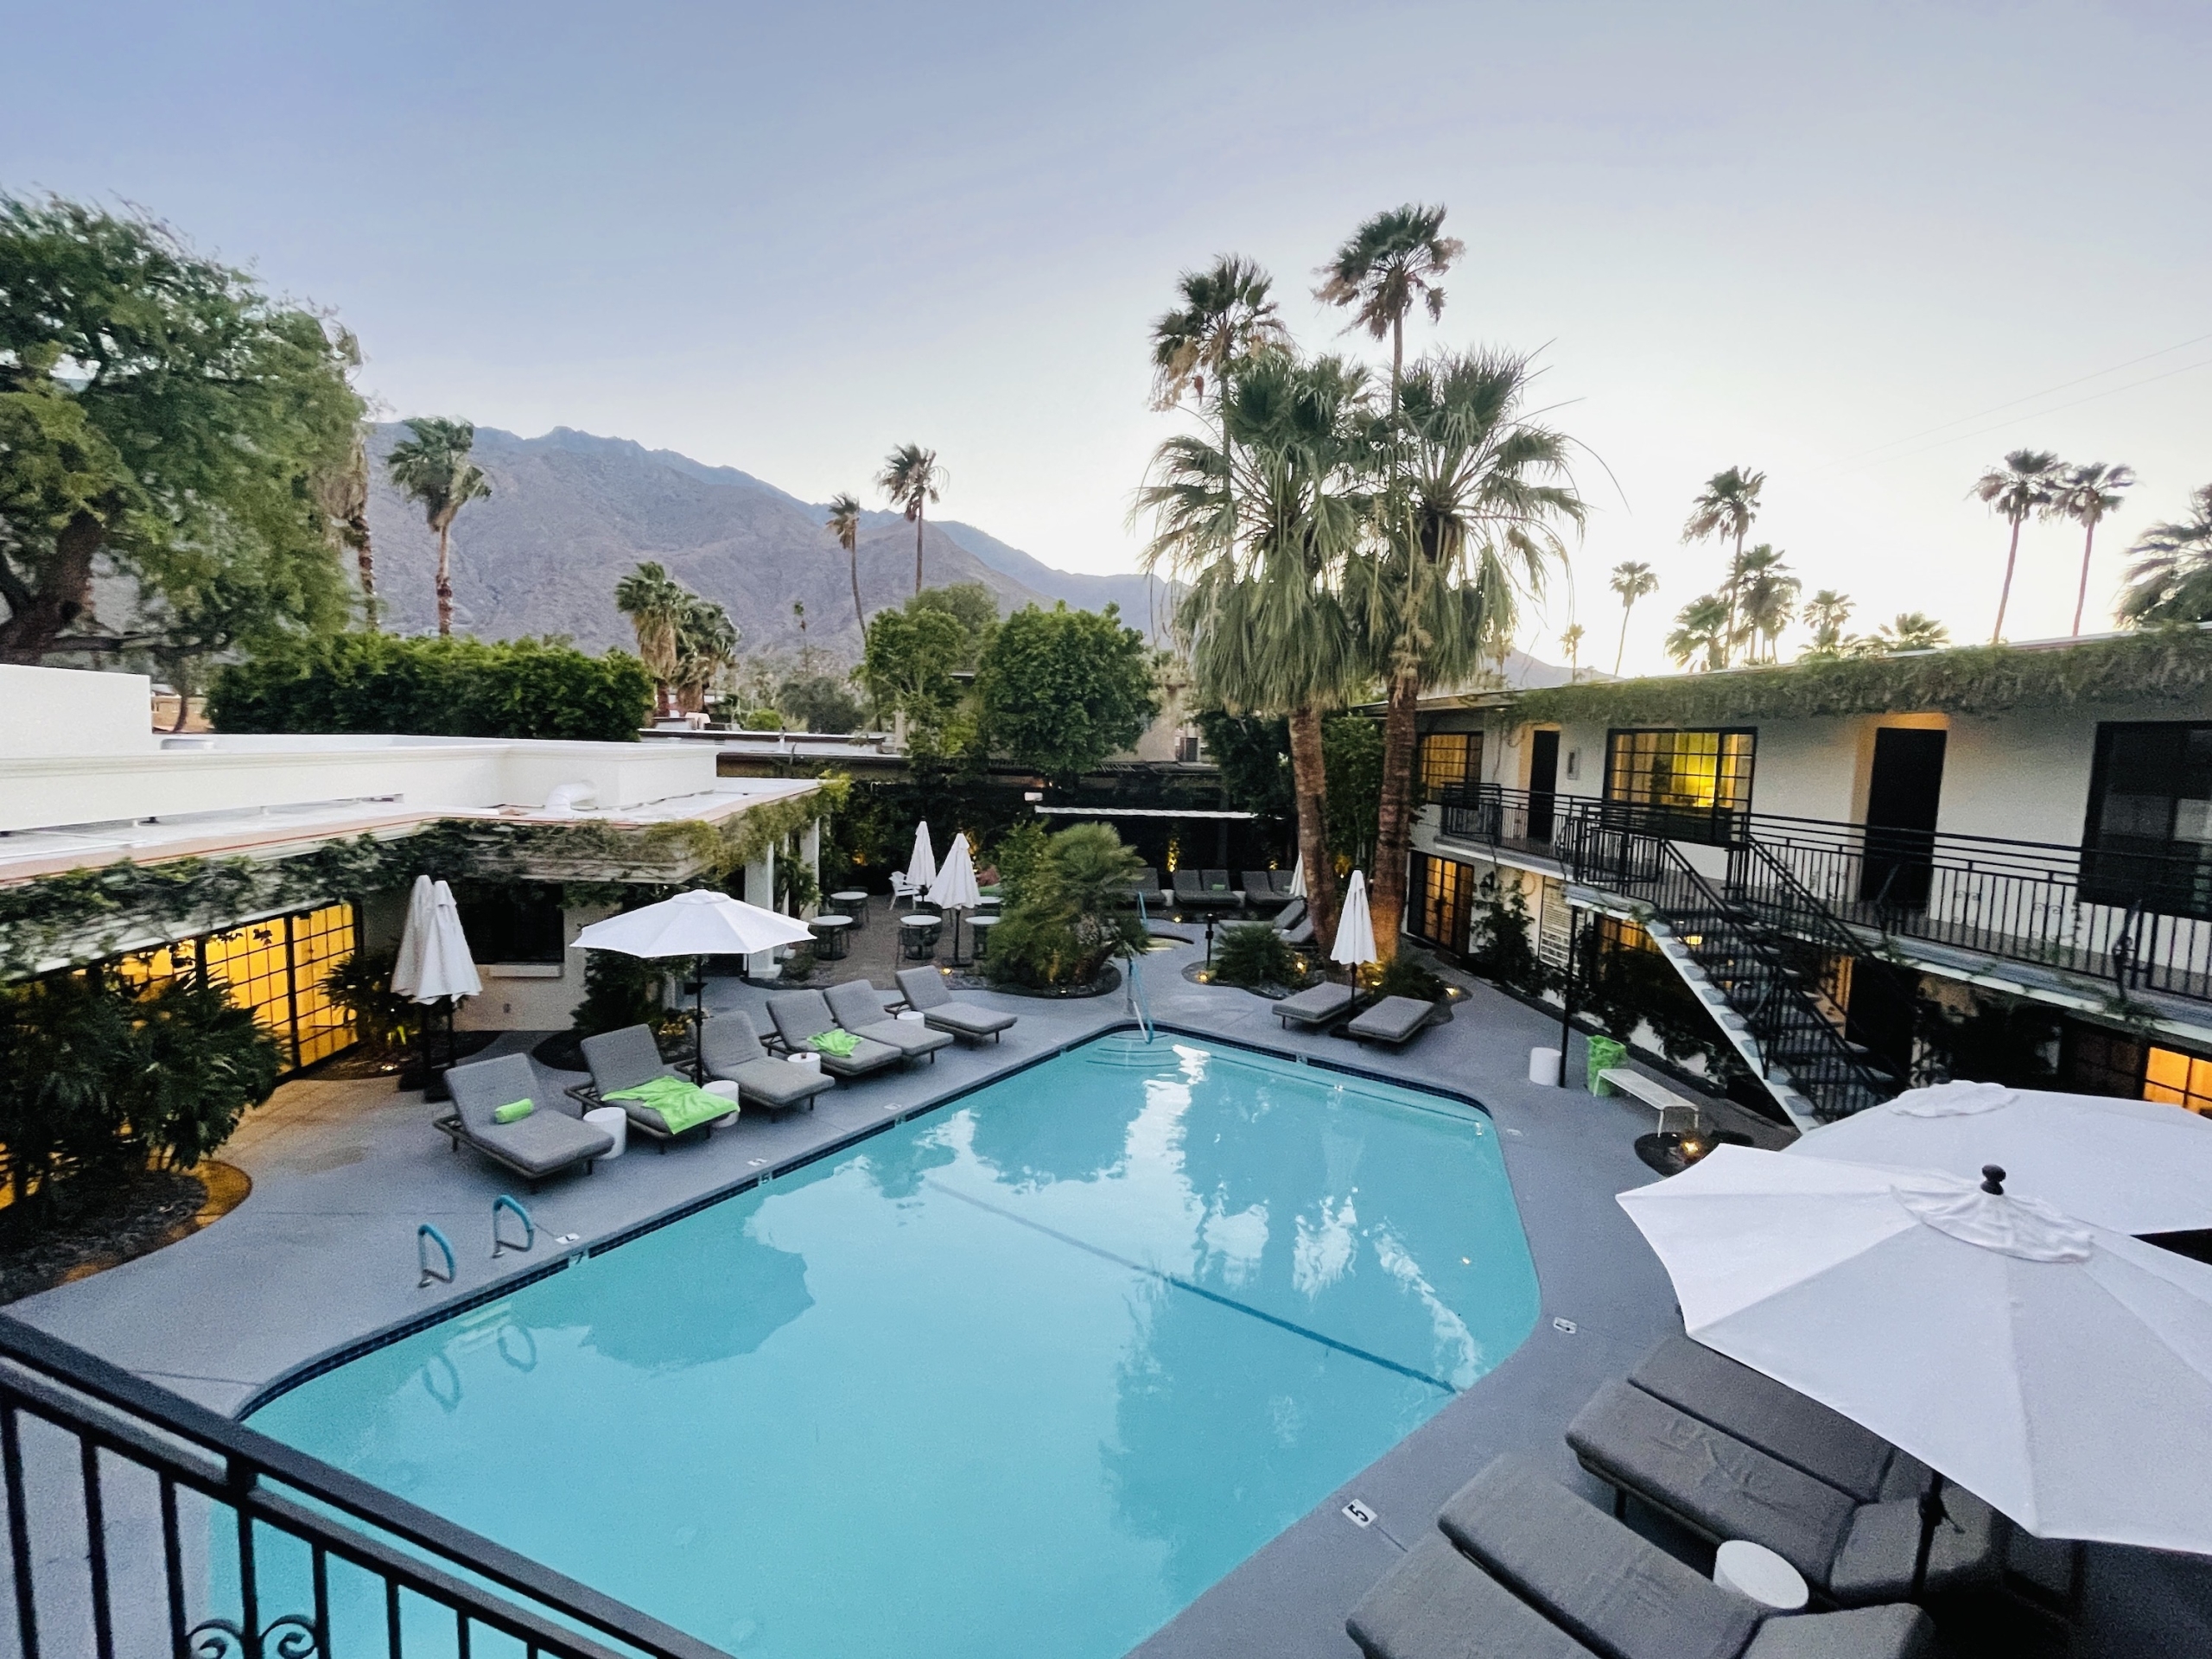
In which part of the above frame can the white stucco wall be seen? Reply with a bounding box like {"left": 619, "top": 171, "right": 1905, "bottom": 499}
{"left": 0, "top": 664, "right": 155, "bottom": 758}
{"left": 457, "top": 902, "right": 616, "bottom": 1033}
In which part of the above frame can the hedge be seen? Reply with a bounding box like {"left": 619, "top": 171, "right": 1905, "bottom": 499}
{"left": 208, "top": 632, "right": 655, "bottom": 742}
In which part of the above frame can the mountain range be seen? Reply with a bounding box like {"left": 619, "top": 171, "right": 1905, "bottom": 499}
{"left": 359, "top": 425, "right": 1171, "bottom": 660}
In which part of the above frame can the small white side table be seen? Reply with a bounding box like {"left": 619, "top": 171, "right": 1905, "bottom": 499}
{"left": 702, "top": 1078, "right": 742, "bottom": 1128}
{"left": 787, "top": 1051, "right": 823, "bottom": 1071}
{"left": 1713, "top": 1540, "right": 1808, "bottom": 1611}
{"left": 583, "top": 1106, "right": 628, "bottom": 1159}
{"left": 896, "top": 1010, "right": 927, "bottom": 1024}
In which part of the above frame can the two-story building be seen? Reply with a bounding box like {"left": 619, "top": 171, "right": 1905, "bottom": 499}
{"left": 1401, "top": 628, "right": 2212, "bottom": 1129}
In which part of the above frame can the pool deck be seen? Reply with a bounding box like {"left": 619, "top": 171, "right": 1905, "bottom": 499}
{"left": 11, "top": 929, "right": 2203, "bottom": 1657}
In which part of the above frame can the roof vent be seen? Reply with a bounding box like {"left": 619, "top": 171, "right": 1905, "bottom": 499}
{"left": 543, "top": 781, "right": 599, "bottom": 815}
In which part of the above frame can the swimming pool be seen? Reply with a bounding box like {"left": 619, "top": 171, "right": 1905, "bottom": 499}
{"left": 250, "top": 1033, "right": 1539, "bottom": 1658}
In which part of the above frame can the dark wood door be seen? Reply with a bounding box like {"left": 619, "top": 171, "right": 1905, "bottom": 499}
{"left": 1528, "top": 729, "right": 1560, "bottom": 842}
{"left": 1859, "top": 727, "right": 1946, "bottom": 906}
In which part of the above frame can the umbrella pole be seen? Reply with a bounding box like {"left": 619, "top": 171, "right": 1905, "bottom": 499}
{"left": 692, "top": 967, "right": 706, "bottom": 1084}
{"left": 1910, "top": 1470, "right": 1947, "bottom": 1600}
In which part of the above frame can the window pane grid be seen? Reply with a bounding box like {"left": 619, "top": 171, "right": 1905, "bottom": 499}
{"left": 1605, "top": 728, "right": 1757, "bottom": 813}
{"left": 1419, "top": 733, "right": 1478, "bottom": 803}
{"left": 114, "top": 903, "right": 358, "bottom": 1076}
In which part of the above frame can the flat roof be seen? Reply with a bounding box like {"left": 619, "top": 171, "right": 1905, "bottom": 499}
{"left": 1031, "top": 805, "right": 1255, "bottom": 820}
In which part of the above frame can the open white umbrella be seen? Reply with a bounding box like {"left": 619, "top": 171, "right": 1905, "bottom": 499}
{"left": 1791, "top": 1079, "right": 2212, "bottom": 1236}
{"left": 905, "top": 822, "right": 937, "bottom": 896}
{"left": 575, "top": 891, "right": 814, "bottom": 1079}
{"left": 929, "top": 833, "right": 982, "bottom": 966}
{"left": 1619, "top": 1144, "right": 2212, "bottom": 1557}
{"left": 1331, "top": 869, "right": 1376, "bottom": 971}
{"left": 1286, "top": 853, "right": 1306, "bottom": 900}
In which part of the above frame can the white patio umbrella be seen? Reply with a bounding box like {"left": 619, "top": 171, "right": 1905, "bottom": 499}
{"left": 1791, "top": 1079, "right": 2212, "bottom": 1236}
{"left": 929, "top": 833, "right": 982, "bottom": 965}
{"left": 575, "top": 890, "right": 814, "bottom": 1080}
{"left": 1331, "top": 869, "right": 1376, "bottom": 973}
{"left": 1618, "top": 1144, "right": 2212, "bottom": 1558}
{"left": 1286, "top": 853, "right": 1306, "bottom": 899}
{"left": 905, "top": 822, "right": 937, "bottom": 897}
{"left": 390, "top": 876, "right": 480, "bottom": 1101}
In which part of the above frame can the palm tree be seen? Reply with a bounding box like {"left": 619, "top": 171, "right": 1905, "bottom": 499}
{"left": 1666, "top": 595, "right": 1732, "bottom": 671}
{"left": 1681, "top": 466, "right": 1764, "bottom": 662}
{"left": 2050, "top": 461, "right": 2136, "bottom": 635}
{"left": 1560, "top": 624, "right": 1585, "bottom": 680}
{"left": 1801, "top": 589, "right": 1853, "bottom": 657}
{"left": 1149, "top": 254, "right": 1291, "bottom": 413}
{"left": 673, "top": 594, "right": 740, "bottom": 714}
{"left": 1731, "top": 544, "right": 1799, "bottom": 662}
{"left": 614, "top": 561, "right": 690, "bottom": 715}
{"left": 1872, "top": 613, "right": 1950, "bottom": 653}
{"left": 385, "top": 417, "right": 493, "bottom": 637}
{"left": 1970, "top": 448, "right": 2064, "bottom": 644}
{"left": 1138, "top": 353, "right": 1371, "bottom": 951}
{"left": 876, "top": 444, "right": 945, "bottom": 596}
{"left": 2117, "top": 486, "right": 2212, "bottom": 626}
{"left": 826, "top": 492, "right": 865, "bottom": 635}
{"left": 1355, "top": 348, "right": 1585, "bottom": 957}
{"left": 1313, "top": 205, "right": 1464, "bottom": 412}
{"left": 1608, "top": 561, "right": 1657, "bottom": 673}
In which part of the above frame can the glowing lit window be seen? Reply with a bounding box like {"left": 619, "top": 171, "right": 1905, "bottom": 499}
{"left": 1605, "top": 729, "right": 1757, "bottom": 814}
{"left": 2143, "top": 1046, "right": 2212, "bottom": 1116}
{"left": 117, "top": 902, "right": 358, "bottom": 1074}
{"left": 1419, "top": 732, "right": 1478, "bottom": 803}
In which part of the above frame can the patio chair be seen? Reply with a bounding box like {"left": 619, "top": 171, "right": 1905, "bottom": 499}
{"left": 1270, "top": 897, "right": 1310, "bottom": 941}
{"left": 1273, "top": 981, "right": 1357, "bottom": 1029}
{"left": 896, "top": 966, "right": 1018, "bottom": 1043}
{"left": 1566, "top": 1380, "right": 2004, "bottom": 1605}
{"left": 763, "top": 989, "right": 904, "bottom": 1077}
{"left": 1241, "top": 870, "right": 1287, "bottom": 911}
{"left": 1346, "top": 995, "right": 1438, "bottom": 1046}
{"left": 439, "top": 1053, "right": 613, "bottom": 1188}
{"left": 1171, "top": 868, "right": 1208, "bottom": 909}
{"left": 574, "top": 1025, "right": 721, "bottom": 1149}
{"left": 1200, "top": 868, "right": 1240, "bottom": 907}
{"left": 1130, "top": 865, "right": 1163, "bottom": 902}
{"left": 824, "top": 979, "right": 953, "bottom": 1064}
{"left": 1269, "top": 869, "right": 1298, "bottom": 898}
{"left": 701, "top": 1011, "right": 835, "bottom": 1114}
{"left": 890, "top": 871, "right": 926, "bottom": 912}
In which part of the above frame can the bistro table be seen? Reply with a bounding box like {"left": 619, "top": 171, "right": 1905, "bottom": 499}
{"left": 809, "top": 914, "right": 854, "bottom": 960}
{"left": 968, "top": 912, "right": 1001, "bottom": 960}
{"left": 829, "top": 890, "right": 870, "bottom": 927}
{"left": 899, "top": 913, "right": 943, "bottom": 962}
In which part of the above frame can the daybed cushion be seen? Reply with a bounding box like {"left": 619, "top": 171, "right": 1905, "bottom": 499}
{"left": 1741, "top": 1606, "right": 1936, "bottom": 1659}
{"left": 480, "top": 1107, "right": 613, "bottom": 1177}
{"left": 825, "top": 980, "right": 954, "bottom": 1059}
{"left": 728, "top": 1058, "right": 831, "bottom": 1109}
{"left": 1346, "top": 1534, "right": 1594, "bottom": 1659}
{"left": 448, "top": 1054, "right": 545, "bottom": 1135}
{"left": 1274, "top": 981, "right": 1356, "bottom": 1027}
{"left": 1438, "top": 1456, "right": 1760, "bottom": 1659}
{"left": 1347, "top": 995, "right": 1436, "bottom": 1045}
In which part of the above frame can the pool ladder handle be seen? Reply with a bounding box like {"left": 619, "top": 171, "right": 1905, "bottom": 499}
{"left": 1127, "top": 893, "right": 1155, "bottom": 1043}
{"left": 493, "top": 1194, "right": 536, "bottom": 1260}
{"left": 416, "top": 1224, "right": 455, "bottom": 1288}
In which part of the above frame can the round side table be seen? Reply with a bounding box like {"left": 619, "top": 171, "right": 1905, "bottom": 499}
{"left": 969, "top": 912, "right": 1001, "bottom": 958}
{"left": 583, "top": 1105, "right": 628, "bottom": 1159}
{"left": 700, "top": 1078, "right": 742, "bottom": 1128}
{"left": 830, "top": 890, "right": 870, "bottom": 927}
{"left": 1713, "top": 1541, "right": 1808, "bottom": 1611}
{"left": 810, "top": 914, "right": 854, "bottom": 959}
{"left": 899, "top": 914, "right": 943, "bottom": 961}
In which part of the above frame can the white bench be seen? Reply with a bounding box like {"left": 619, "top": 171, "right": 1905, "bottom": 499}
{"left": 1597, "top": 1066, "right": 1706, "bottom": 1134}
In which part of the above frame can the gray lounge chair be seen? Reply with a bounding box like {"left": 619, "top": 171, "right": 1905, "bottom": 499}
{"left": 1270, "top": 869, "right": 1298, "bottom": 899}
{"left": 441, "top": 1053, "right": 613, "bottom": 1186}
{"left": 575, "top": 1025, "right": 713, "bottom": 1149}
{"left": 701, "top": 1011, "right": 834, "bottom": 1114}
{"left": 1566, "top": 1380, "right": 2003, "bottom": 1605}
{"left": 764, "top": 989, "right": 903, "bottom": 1077}
{"left": 1273, "top": 897, "right": 1316, "bottom": 945}
{"left": 1201, "top": 868, "right": 1240, "bottom": 907}
{"left": 824, "top": 979, "right": 953, "bottom": 1064}
{"left": 1273, "top": 980, "right": 1357, "bottom": 1029}
{"left": 1346, "top": 995, "right": 1437, "bottom": 1046}
{"left": 896, "top": 966, "right": 1017, "bottom": 1043}
{"left": 1349, "top": 1535, "right": 1592, "bottom": 1659}
{"left": 1116, "top": 866, "right": 1163, "bottom": 906}
{"left": 1241, "top": 870, "right": 1287, "bottom": 910}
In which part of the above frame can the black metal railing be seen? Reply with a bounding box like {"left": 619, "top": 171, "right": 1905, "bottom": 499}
{"left": 0, "top": 1314, "right": 723, "bottom": 1659}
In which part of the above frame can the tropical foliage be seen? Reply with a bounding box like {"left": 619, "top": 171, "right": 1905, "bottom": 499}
{"left": 983, "top": 823, "right": 1147, "bottom": 989}
{"left": 877, "top": 443, "right": 945, "bottom": 595}
{"left": 1971, "top": 448, "right": 2063, "bottom": 643}
{"left": 2118, "top": 486, "right": 2212, "bottom": 626}
{"left": 385, "top": 416, "right": 492, "bottom": 638}
{"left": 1211, "top": 922, "right": 1307, "bottom": 991}
{"left": 1313, "top": 203, "right": 1463, "bottom": 403}
{"left": 974, "top": 602, "right": 1158, "bottom": 784}
{"left": 825, "top": 492, "right": 865, "bottom": 632}
{"left": 2051, "top": 461, "right": 2135, "bottom": 635}
{"left": 1609, "top": 561, "right": 1658, "bottom": 673}
{"left": 1680, "top": 465, "right": 1764, "bottom": 662}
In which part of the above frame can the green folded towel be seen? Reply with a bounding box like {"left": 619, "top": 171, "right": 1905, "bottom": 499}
{"left": 605, "top": 1073, "right": 729, "bottom": 1135}
{"left": 809, "top": 1029, "right": 861, "bottom": 1058}
{"left": 493, "top": 1098, "right": 535, "bottom": 1124}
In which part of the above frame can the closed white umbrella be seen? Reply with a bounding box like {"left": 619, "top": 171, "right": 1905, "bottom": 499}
{"left": 1331, "top": 869, "right": 1376, "bottom": 970}
{"left": 930, "top": 834, "right": 982, "bottom": 965}
{"left": 1618, "top": 1144, "right": 2212, "bottom": 1556}
{"left": 389, "top": 874, "right": 435, "bottom": 999}
{"left": 1791, "top": 1079, "right": 2212, "bottom": 1236}
{"left": 1286, "top": 853, "right": 1306, "bottom": 899}
{"left": 906, "top": 822, "right": 937, "bottom": 895}
{"left": 391, "top": 877, "right": 480, "bottom": 1001}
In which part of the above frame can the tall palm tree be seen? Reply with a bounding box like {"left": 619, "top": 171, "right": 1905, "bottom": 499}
{"left": 1732, "top": 544, "right": 1799, "bottom": 662}
{"left": 1313, "top": 205, "right": 1464, "bottom": 413}
{"left": 1138, "top": 353, "right": 1371, "bottom": 951}
{"left": 1149, "top": 254, "right": 1291, "bottom": 413}
{"left": 1681, "top": 466, "right": 1764, "bottom": 661}
{"left": 2051, "top": 461, "right": 2136, "bottom": 635}
{"left": 876, "top": 444, "right": 945, "bottom": 596}
{"left": 385, "top": 417, "right": 492, "bottom": 637}
{"left": 1666, "top": 595, "right": 1732, "bottom": 671}
{"left": 614, "top": 561, "right": 690, "bottom": 715}
{"left": 1872, "top": 613, "right": 1950, "bottom": 653}
{"left": 1970, "top": 448, "right": 2064, "bottom": 644}
{"left": 1354, "top": 348, "right": 1585, "bottom": 957}
{"left": 2117, "top": 485, "right": 2212, "bottom": 626}
{"left": 1801, "top": 589, "right": 1853, "bottom": 657}
{"left": 1560, "top": 623, "right": 1585, "bottom": 680}
{"left": 673, "top": 594, "right": 740, "bottom": 714}
{"left": 1608, "top": 561, "right": 1657, "bottom": 674}
{"left": 825, "top": 493, "right": 864, "bottom": 635}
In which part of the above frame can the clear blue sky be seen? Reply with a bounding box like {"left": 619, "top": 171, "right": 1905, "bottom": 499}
{"left": 6, "top": 1, "right": 2207, "bottom": 668}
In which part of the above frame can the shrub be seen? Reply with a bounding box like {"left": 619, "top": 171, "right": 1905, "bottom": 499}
{"left": 571, "top": 950, "right": 669, "bottom": 1037}
{"left": 210, "top": 632, "right": 654, "bottom": 741}
{"left": 321, "top": 948, "right": 421, "bottom": 1054}
{"left": 1212, "top": 923, "right": 1302, "bottom": 990}
{"left": 1376, "top": 952, "right": 1446, "bottom": 1002}
{"left": 1467, "top": 882, "right": 1553, "bottom": 997}
{"left": 986, "top": 823, "right": 1147, "bottom": 989}
{"left": 990, "top": 822, "right": 1051, "bottom": 905}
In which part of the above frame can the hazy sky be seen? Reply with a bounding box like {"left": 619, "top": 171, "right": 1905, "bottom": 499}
{"left": 6, "top": 1, "right": 2206, "bottom": 671}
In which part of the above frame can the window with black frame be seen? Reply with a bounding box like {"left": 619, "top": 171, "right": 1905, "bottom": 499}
{"left": 454, "top": 881, "right": 569, "bottom": 964}
{"left": 2081, "top": 722, "right": 2212, "bottom": 918}
{"left": 1418, "top": 731, "right": 1479, "bottom": 803}
{"left": 1602, "top": 728, "right": 1756, "bottom": 843}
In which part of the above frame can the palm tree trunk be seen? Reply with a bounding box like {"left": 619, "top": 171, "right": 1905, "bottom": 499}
{"left": 354, "top": 513, "right": 379, "bottom": 632}
{"left": 1993, "top": 517, "right": 2023, "bottom": 644}
{"left": 435, "top": 524, "right": 454, "bottom": 637}
{"left": 914, "top": 506, "right": 925, "bottom": 596}
{"left": 1614, "top": 601, "right": 1633, "bottom": 674}
{"left": 1369, "top": 671, "right": 1422, "bottom": 964}
{"left": 2072, "top": 521, "right": 2097, "bottom": 636}
{"left": 849, "top": 543, "right": 865, "bottom": 639}
{"left": 1287, "top": 704, "right": 1339, "bottom": 953}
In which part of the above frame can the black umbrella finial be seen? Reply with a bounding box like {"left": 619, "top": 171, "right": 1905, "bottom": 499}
{"left": 1980, "top": 1164, "right": 2007, "bottom": 1195}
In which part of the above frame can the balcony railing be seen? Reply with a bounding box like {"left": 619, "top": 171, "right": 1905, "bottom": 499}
{"left": 1434, "top": 785, "right": 2212, "bottom": 1005}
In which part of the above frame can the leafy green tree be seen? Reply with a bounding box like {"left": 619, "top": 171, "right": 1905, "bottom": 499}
{"left": 1732, "top": 544, "right": 1800, "bottom": 662}
{"left": 975, "top": 602, "right": 1159, "bottom": 784}
{"left": 1666, "top": 594, "right": 1732, "bottom": 671}
{"left": 826, "top": 492, "right": 865, "bottom": 633}
{"left": 858, "top": 604, "right": 969, "bottom": 747}
{"left": 2118, "top": 486, "right": 2212, "bottom": 626}
{"left": 1193, "top": 709, "right": 1295, "bottom": 823}
{"left": 1971, "top": 448, "right": 2063, "bottom": 643}
{"left": 385, "top": 416, "right": 492, "bottom": 638}
{"left": 1609, "top": 561, "right": 1658, "bottom": 673}
{"left": 1313, "top": 203, "right": 1463, "bottom": 411}
{"left": 877, "top": 443, "right": 945, "bottom": 595}
{"left": 2051, "top": 461, "right": 2135, "bottom": 635}
{"left": 776, "top": 671, "right": 868, "bottom": 733}
{"left": 905, "top": 582, "right": 999, "bottom": 665}
{"left": 0, "top": 195, "right": 361, "bottom": 664}
{"left": 1681, "top": 466, "right": 1764, "bottom": 662}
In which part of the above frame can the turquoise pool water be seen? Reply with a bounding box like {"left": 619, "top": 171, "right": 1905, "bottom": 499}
{"left": 250, "top": 1035, "right": 1538, "bottom": 1659}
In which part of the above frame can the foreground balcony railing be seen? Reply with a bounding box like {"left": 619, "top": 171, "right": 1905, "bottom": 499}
{"left": 1435, "top": 785, "right": 2212, "bottom": 1006}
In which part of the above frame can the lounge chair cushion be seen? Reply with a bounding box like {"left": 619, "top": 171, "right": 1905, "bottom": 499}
{"left": 1825, "top": 1489, "right": 2002, "bottom": 1605}
{"left": 1274, "top": 981, "right": 1356, "bottom": 1027}
{"left": 701, "top": 1011, "right": 772, "bottom": 1072}
{"left": 765, "top": 990, "right": 903, "bottom": 1075}
{"left": 1347, "top": 995, "right": 1437, "bottom": 1045}
{"left": 448, "top": 1054, "right": 543, "bottom": 1135}
{"left": 581, "top": 1025, "right": 677, "bottom": 1096}
{"left": 1346, "top": 1534, "right": 1595, "bottom": 1659}
{"left": 1740, "top": 1607, "right": 1936, "bottom": 1659}
{"left": 1281, "top": 915, "right": 1316, "bottom": 945}
{"left": 484, "top": 1110, "right": 613, "bottom": 1177}
{"left": 895, "top": 967, "right": 1018, "bottom": 1037}
{"left": 1438, "top": 1456, "right": 1761, "bottom": 1659}
{"left": 825, "top": 980, "right": 955, "bottom": 1058}
{"left": 722, "top": 1057, "right": 833, "bottom": 1109}
{"left": 1273, "top": 897, "right": 1308, "bottom": 933}
{"left": 1630, "top": 1337, "right": 1904, "bottom": 1504}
